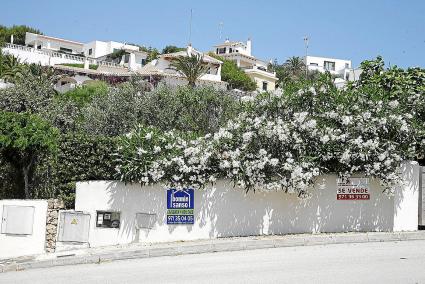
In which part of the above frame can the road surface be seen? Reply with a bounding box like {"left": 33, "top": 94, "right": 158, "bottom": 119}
{"left": 1, "top": 240, "right": 425, "bottom": 283}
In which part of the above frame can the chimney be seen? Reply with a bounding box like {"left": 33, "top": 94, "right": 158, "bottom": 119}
{"left": 84, "top": 58, "right": 89, "bottom": 69}
{"left": 187, "top": 44, "right": 193, "bottom": 57}
{"left": 246, "top": 38, "right": 252, "bottom": 56}
{"left": 128, "top": 53, "right": 137, "bottom": 71}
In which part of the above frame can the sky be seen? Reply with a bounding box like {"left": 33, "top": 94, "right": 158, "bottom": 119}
{"left": 2, "top": 0, "right": 425, "bottom": 68}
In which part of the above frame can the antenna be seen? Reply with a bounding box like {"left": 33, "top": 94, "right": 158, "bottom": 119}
{"left": 188, "top": 9, "right": 193, "bottom": 45}
{"left": 219, "top": 22, "right": 223, "bottom": 40}
{"left": 303, "top": 36, "right": 309, "bottom": 78}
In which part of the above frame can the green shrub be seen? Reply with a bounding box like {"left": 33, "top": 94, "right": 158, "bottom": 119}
{"left": 51, "top": 134, "right": 118, "bottom": 207}
{"left": 138, "top": 85, "right": 241, "bottom": 135}
{"left": 63, "top": 81, "right": 108, "bottom": 106}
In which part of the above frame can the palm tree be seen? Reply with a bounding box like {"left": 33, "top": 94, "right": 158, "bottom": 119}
{"left": 170, "top": 54, "right": 209, "bottom": 87}
{"left": 0, "top": 52, "right": 26, "bottom": 83}
{"left": 284, "top": 56, "right": 306, "bottom": 79}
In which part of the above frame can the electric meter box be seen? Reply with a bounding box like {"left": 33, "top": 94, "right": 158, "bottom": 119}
{"left": 1, "top": 205, "right": 35, "bottom": 235}
{"left": 57, "top": 211, "right": 91, "bottom": 242}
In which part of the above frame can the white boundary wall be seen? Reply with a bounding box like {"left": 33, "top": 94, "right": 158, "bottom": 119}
{"left": 0, "top": 200, "right": 48, "bottom": 259}
{"left": 75, "top": 162, "right": 419, "bottom": 248}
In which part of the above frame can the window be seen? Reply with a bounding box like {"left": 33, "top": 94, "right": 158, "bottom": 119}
{"left": 324, "top": 61, "right": 335, "bottom": 71}
{"left": 262, "top": 82, "right": 268, "bottom": 91}
{"left": 88, "top": 48, "right": 92, "bottom": 56}
{"left": 60, "top": 47, "right": 73, "bottom": 53}
{"left": 229, "top": 48, "right": 233, "bottom": 53}
{"left": 216, "top": 47, "right": 226, "bottom": 54}
{"left": 141, "top": 59, "right": 146, "bottom": 66}
{"left": 310, "top": 63, "right": 318, "bottom": 66}
{"left": 96, "top": 211, "right": 120, "bottom": 228}
{"left": 124, "top": 54, "right": 130, "bottom": 63}
{"left": 345, "top": 63, "right": 350, "bottom": 68}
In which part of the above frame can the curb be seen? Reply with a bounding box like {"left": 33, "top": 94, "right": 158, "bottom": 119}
{"left": 2, "top": 231, "right": 425, "bottom": 273}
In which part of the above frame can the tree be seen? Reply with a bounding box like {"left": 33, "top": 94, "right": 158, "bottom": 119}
{"left": 0, "top": 71, "right": 56, "bottom": 113}
{"left": 220, "top": 59, "right": 257, "bottom": 91}
{"left": 0, "top": 112, "right": 59, "bottom": 198}
{"left": 0, "top": 25, "right": 42, "bottom": 46}
{"left": 79, "top": 81, "right": 143, "bottom": 136}
{"left": 162, "top": 45, "right": 186, "bottom": 54}
{"left": 284, "top": 56, "right": 306, "bottom": 79}
{"left": 140, "top": 46, "right": 160, "bottom": 63}
{"left": 0, "top": 51, "right": 26, "bottom": 82}
{"left": 209, "top": 53, "right": 256, "bottom": 91}
{"left": 170, "top": 54, "right": 209, "bottom": 87}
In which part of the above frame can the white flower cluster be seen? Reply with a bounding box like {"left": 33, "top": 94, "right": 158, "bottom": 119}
{"left": 116, "top": 87, "right": 417, "bottom": 198}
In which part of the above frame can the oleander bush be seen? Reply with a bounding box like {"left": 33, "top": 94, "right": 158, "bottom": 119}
{"left": 115, "top": 57, "right": 425, "bottom": 198}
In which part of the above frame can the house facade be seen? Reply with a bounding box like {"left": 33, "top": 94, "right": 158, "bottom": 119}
{"left": 3, "top": 32, "right": 147, "bottom": 72}
{"left": 139, "top": 45, "right": 227, "bottom": 90}
{"left": 213, "top": 39, "right": 278, "bottom": 92}
{"left": 304, "top": 55, "right": 352, "bottom": 80}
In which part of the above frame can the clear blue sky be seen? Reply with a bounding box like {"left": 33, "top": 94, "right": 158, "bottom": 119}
{"left": 2, "top": 0, "right": 425, "bottom": 68}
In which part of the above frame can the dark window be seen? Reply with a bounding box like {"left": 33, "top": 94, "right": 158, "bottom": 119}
{"left": 96, "top": 211, "right": 121, "bottom": 228}
{"left": 216, "top": 47, "right": 226, "bottom": 54}
{"left": 88, "top": 48, "right": 92, "bottom": 56}
{"left": 345, "top": 63, "right": 349, "bottom": 68}
{"left": 141, "top": 58, "right": 146, "bottom": 65}
{"left": 262, "top": 82, "right": 268, "bottom": 91}
{"left": 60, "top": 47, "right": 73, "bottom": 53}
{"left": 324, "top": 61, "right": 335, "bottom": 71}
{"left": 124, "top": 54, "right": 130, "bottom": 63}
{"left": 37, "top": 45, "right": 41, "bottom": 49}
{"left": 310, "top": 63, "right": 318, "bottom": 66}
{"left": 229, "top": 48, "right": 233, "bottom": 53}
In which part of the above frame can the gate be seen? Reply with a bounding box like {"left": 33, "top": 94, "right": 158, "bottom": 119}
{"left": 57, "top": 211, "right": 91, "bottom": 243}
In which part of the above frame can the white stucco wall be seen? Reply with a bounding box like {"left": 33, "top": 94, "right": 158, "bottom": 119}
{"left": 75, "top": 163, "right": 419, "bottom": 247}
{"left": 0, "top": 200, "right": 48, "bottom": 259}
{"left": 393, "top": 161, "right": 419, "bottom": 231}
{"left": 306, "top": 55, "right": 351, "bottom": 76}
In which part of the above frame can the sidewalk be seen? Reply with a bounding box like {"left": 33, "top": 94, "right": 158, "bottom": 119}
{"left": 2, "top": 231, "right": 425, "bottom": 273}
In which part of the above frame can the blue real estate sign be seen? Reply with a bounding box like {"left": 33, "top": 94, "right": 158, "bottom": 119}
{"left": 166, "top": 189, "right": 194, "bottom": 224}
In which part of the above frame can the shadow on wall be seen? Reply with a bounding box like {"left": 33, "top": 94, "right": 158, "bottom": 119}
{"left": 102, "top": 173, "right": 396, "bottom": 243}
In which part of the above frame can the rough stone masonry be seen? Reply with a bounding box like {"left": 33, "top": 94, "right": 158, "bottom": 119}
{"left": 45, "top": 199, "right": 64, "bottom": 253}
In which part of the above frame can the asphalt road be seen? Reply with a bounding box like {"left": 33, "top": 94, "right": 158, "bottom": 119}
{"left": 1, "top": 240, "right": 425, "bottom": 284}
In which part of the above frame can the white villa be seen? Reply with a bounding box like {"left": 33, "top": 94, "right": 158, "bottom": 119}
{"left": 3, "top": 32, "right": 147, "bottom": 73}
{"left": 214, "top": 39, "right": 278, "bottom": 92}
{"left": 304, "top": 55, "right": 352, "bottom": 80}
{"left": 139, "top": 45, "right": 227, "bottom": 89}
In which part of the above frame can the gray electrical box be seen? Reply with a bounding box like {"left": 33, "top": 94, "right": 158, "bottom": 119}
{"left": 1, "top": 205, "right": 35, "bottom": 235}
{"left": 135, "top": 213, "right": 157, "bottom": 229}
{"left": 57, "top": 211, "right": 91, "bottom": 243}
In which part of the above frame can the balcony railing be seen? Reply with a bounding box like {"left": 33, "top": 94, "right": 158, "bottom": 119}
{"left": 3, "top": 43, "right": 122, "bottom": 68}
